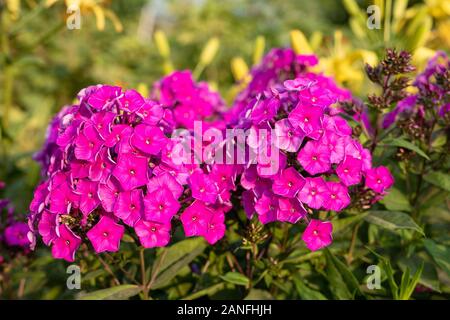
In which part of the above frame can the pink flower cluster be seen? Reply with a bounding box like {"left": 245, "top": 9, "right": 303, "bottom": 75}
{"left": 28, "top": 78, "right": 238, "bottom": 262}
{"left": 152, "top": 70, "right": 227, "bottom": 130}
{"left": 0, "top": 182, "right": 30, "bottom": 253}
{"left": 29, "top": 50, "right": 395, "bottom": 260}
{"left": 227, "top": 53, "right": 393, "bottom": 251}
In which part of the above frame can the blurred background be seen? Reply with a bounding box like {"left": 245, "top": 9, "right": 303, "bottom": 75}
{"left": 0, "top": 0, "right": 449, "bottom": 225}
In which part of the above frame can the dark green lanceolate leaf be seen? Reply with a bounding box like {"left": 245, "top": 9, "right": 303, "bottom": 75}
{"left": 244, "top": 289, "right": 273, "bottom": 300}
{"left": 423, "top": 171, "right": 450, "bottom": 193}
{"left": 183, "top": 283, "right": 226, "bottom": 300}
{"left": 423, "top": 239, "right": 450, "bottom": 277}
{"left": 382, "top": 259, "right": 399, "bottom": 300}
{"left": 382, "top": 138, "right": 430, "bottom": 160}
{"left": 323, "top": 249, "right": 358, "bottom": 299}
{"left": 293, "top": 275, "right": 327, "bottom": 300}
{"left": 324, "top": 249, "right": 364, "bottom": 298}
{"left": 364, "top": 211, "right": 424, "bottom": 235}
{"left": 151, "top": 237, "right": 207, "bottom": 289}
{"left": 77, "top": 285, "right": 141, "bottom": 300}
{"left": 220, "top": 272, "right": 250, "bottom": 286}
{"left": 398, "top": 257, "right": 439, "bottom": 292}
{"left": 399, "top": 263, "right": 424, "bottom": 300}
{"left": 380, "top": 188, "right": 412, "bottom": 212}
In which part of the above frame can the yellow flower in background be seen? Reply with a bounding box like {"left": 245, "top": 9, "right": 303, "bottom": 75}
{"left": 46, "top": 0, "right": 123, "bottom": 32}
{"left": 5, "top": 0, "right": 21, "bottom": 20}
{"left": 342, "top": 0, "right": 449, "bottom": 73}
{"left": 425, "top": 0, "right": 450, "bottom": 18}
{"left": 290, "top": 29, "right": 377, "bottom": 93}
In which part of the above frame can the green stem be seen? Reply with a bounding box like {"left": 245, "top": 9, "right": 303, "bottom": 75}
{"left": 139, "top": 248, "right": 149, "bottom": 300}
{"left": 146, "top": 248, "right": 168, "bottom": 294}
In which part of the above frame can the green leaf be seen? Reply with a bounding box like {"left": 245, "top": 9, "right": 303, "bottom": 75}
{"left": 382, "top": 138, "right": 430, "bottom": 160}
{"left": 398, "top": 257, "right": 440, "bottom": 292}
{"left": 78, "top": 285, "right": 141, "bottom": 300}
{"left": 399, "top": 263, "right": 424, "bottom": 300}
{"left": 380, "top": 188, "right": 412, "bottom": 212}
{"left": 423, "top": 171, "right": 450, "bottom": 192}
{"left": 364, "top": 211, "right": 424, "bottom": 235}
{"left": 151, "top": 237, "right": 207, "bottom": 289}
{"left": 183, "top": 283, "right": 226, "bottom": 300}
{"left": 382, "top": 259, "right": 399, "bottom": 300}
{"left": 324, "top": 249, "right": 364, "bottom": 297}
{"left": 244, "top": 289, "right": 273, "bottom": 300}
{"left": 324, "top": 250, "right": 353, "bottom": 299}
{"left": 220, "top": 272, "right": 250, "bottom": 286}
{"left": 293, "top": 275, "right": 327, "bottom": 300}
{"left": 423, "top": 239, "right": 450, "bottom": 277}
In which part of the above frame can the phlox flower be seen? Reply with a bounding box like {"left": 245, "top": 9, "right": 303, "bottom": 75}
{"left": 288, "top": 102, "right": 323, "bottom": 136}
{"left": 323, "top": 182, "right": 351, "bottom": 212}
{"left": 38, "top": 210, "right": 58, "bottom": 245}
{"left": 87, "top": 85, "right": 121, "bottom": 110}
{"left": 180, "top": 200, "right": 210, "bottom": 237}
{"left": 4, "top": 222, "right": 30, "bottom": 247}
{"left": 119, "top": 89, "right": 145, "bottom": 113}
{"left": 319, "top": 131, "right": 345, "bottom": 164}
{"left": 114, "top": 189, "right": 143, "bottom": 227}
{"left": 336, "top": 156, "right": 362, "bottom": 186}
{"left": 87, "top": 216, "right": 124, "bottom": 253}
{"left": 112, "top": 153, "right": 149, "bottom": 191}
{"left": 365, "top": 166, "right": 394, "bottom": 193}
{"left": 104, "top": 125, "right": 133, "bottom": 148}
{"left": 89, "top": 148, "right": 115, "bottom": 183}
{"left": 301, "top": 219, "right": 333, "bottom": 251}
{"left": 254, "top": 192, "right": 278, "bottom": 224}
{"left": 204, "top": 213, "right": 226, "bottom": 245}
{"left": 297, "top": 177, "right": 328, "bottom": 209}
{"left": 130, "top": 124, "right": 167, "bottom": 155}
{"left": 51, "top": 224, "right": 81, "bottom": 262}
{"left": 90, "top": 111, "right": 116, "bottom": 139}
{"left": 134, "top": 220, "right": 171, "bottom": 248}
{"left": 189, "top": 171, "right": 219, "bottom": 204}
{"left": 297, "top": 141, "right": 331, "bottom": 175}
{"left": 250, "top": 97, "right": 280, "bottom": 124}
{"left": 146, "top": 172, "right": 183, "bottom": 200}
{"left": 277, "top": 197, "right": 306, "bottom": 224}
{"left": 74, "top": 125, "right": 103, "bottom": 162}
{"left": 274, "top": 119, "right": 304, "bottom": 152}
{"left": 98, "top": 177, "right": 121, "bottom": 212}
{"left": 143, "top": 187, "right": 180, "bottom": 223}
{"left": 75, "top": 179, "right": 100, "bottom": 216}
{"left": 272, "top": 167, "right": 305, "bottom": 198}
{"left": 137, "top": 101, "right": 164, "bottom": 125}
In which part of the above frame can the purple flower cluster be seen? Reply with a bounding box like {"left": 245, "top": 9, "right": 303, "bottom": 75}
{"left": 152, "top": 70, "right": 227, "bottom": 130}
{"left": 227, "top": 51, "right": 393, "bottom": 251}
{"left": 29, "top": 49, "right": 395, "bottom": 260}
{"left": 0, "top": 182, "right": 30, "bottom": 255}
{"left": 383, "top": 51, "right": 449, "bottom": 128}
{"left": 226, "top": 48, "right": 351, "bottom": 126}
{"left": 28, "top": 81, "right": 238, "bottom": 262}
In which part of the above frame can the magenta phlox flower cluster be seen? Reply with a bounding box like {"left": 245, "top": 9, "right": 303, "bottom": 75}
{"left": 228, "top": 54, "right": 393, "bottom": 251}
{"left": 226, "top": 48, "right": 351, "bottom": 126}
{"left": 28, "top": 50, "right": 395, "bottom": 259}
{"left": 152, "top": 70, "right": 227, "bottom": 131}
{"left": 28, "top": 82, "right": 239, "bottom": 262}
